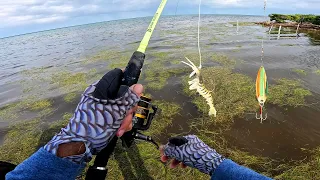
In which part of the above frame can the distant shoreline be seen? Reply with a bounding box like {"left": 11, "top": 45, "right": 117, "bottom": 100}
{"left": 256, "top": 22, "right": 320, "bottom": 31}
{"left": 259, "top": 14, "right": 320, "bottom": 31}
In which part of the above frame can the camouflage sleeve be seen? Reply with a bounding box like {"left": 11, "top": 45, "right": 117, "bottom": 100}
{"left": 44, "top": 69, "right": 140, "bottom": 164}
{"left": 164, "top": 135, "right": 225, "bottom": 175}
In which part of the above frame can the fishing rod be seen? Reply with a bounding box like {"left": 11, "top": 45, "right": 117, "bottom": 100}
{"left": 85, "top": 1, "right": 168, "bottom": 179}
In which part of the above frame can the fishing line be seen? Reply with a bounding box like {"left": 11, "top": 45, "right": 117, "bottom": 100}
{"left": 260, "top": 0, "right": 267, "bottom": 65}
{"left": 180, "top": 0, "right": 217, "bottom": 117}
{"left": 175, "top": 0, "right": 181, "bottom": 16}
{"left": 198, "top": 0, "right": 202, "bottom": 68}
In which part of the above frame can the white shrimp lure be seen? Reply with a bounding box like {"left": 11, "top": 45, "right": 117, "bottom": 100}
{"left": 181, "top": 57, "right": 217, "bottom": 117}
{"left": 181, "top": 0, "right": 216, "bottom": 117}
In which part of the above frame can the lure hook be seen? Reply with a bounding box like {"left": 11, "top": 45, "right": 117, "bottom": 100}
{"left": 256, "top": 104, "right": 267, "bottom": 123}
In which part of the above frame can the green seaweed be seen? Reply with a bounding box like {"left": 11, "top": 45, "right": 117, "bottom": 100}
{"left": 268, "top": 78, "right": 312, "bottom": 106}
{"left": 83, "top": 49, "right": 118, "bottom": 64}
{"left": 171, "top": 60, "right": 181, "bottom": 65}
{"left": 144, "top": 100, "right": 181, "bottom": 136}
{"left": 275, "top": 148, "right": 320, "bottom": 180}
{"left": 0, "top": 111, "right": 73, "bottom": 164}
{"left": 0, "top": 118, "right": 44, "bottom": 164}
{"left": 173, "top": 45, "right": 184, "bottom": 49}
{"left": 64, "top": 92, "right": 78, "bottom": 103}
{"left": 230, "top": 22, "right": 256, "bottom": 26}
{"left": 51, "top": 71, "right": 88, "bottom": 93}
{"left": 292, "top": 69, "right": 307, "bottom": 76}
{"left": 280, "top": 44, "right": 296, "bottom": 47}
{"left": 0, "top": 103, "right": 20, "bottom": 122}
{"left": 184, "top": 67, "right": 256, "bottom": 123}
{"left": 0, "top": 98, "right": 54, "bottom": 122}
{"left": 212, "top": 53, "right": 237, "bottom": 67}
{"left": 144, "top": 68, "right": 188, "bottom": 91}
{"left": 150, "top": 52, "right": 169, "bottom": 59}
{"left": 108, "top": 62, "right": 128, "bottom": 69}
{"left": 29, "top": 99, "right": 52, "bottom": 111}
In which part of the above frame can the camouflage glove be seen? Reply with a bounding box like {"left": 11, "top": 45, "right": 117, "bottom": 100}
{"left": 44, "top": 69, "right": 140, "bottom": 163}
{"left": 163, "top": 135, "right": 225, "bottom": 175}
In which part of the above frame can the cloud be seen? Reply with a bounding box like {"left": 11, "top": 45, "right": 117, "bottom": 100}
{"left": 185, "top": 0, "right": 320, "bottom": 9}
{"left": 0, "top": 0, "right": 319, "bottom": 29}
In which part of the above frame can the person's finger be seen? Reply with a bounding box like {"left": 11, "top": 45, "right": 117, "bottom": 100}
{"left": 116, "top": 112, "right": 134, "bottom": 137}
{"left": 116, "top": 101, "right": 140, "bottom": 137}
{"left": 170, "top": 159, "right": 181, "bottom": 168}
{"left": 160, "top": 146, "right": 169, "bottom": 162}
{"left": 127, "top": 120, "right": 133, "bottom": 131}
{"left": 181, "top": 163, "right": 187, "bottom": 168}
{"left": 161, "top": 155, "right": 169, "bottom": 163}
{"left": 130, "top": 84, "right": 143, "bottom": 97}
{"left": 159, "top": 145, "right": 164, "bottom": 155}
{"left": 116, "top": 84, "right": 143, "bottom": 137}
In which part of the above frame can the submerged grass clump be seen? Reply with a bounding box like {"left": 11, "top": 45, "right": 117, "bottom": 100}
{"left": 0, "top": 98, "right": 54, "bottom": 122}
{"left": 189, "top": 124, "right": 279, "bottom": 177}
{"left": 275, "top": 148, "right": 320, "bottom": 180}
{"left": 52, "top": 71, "right": 87, "bottom": 90}
{"left": 184, "top": 67, "right": 256, "bottom": 123}
{"left": 83, "top": 49, "right": 118, "bottom": 64}
{"left": 29, "top": 99, "right": 52, "bottom": 111}
{"left": 109, "top": 62, "right": 128, "bottom": 69}
{"left": 0, "top": 118, "right": 44, "bottom": 164}
{"left": 143, "top": 50, "right": 188, "bottom": 91}
{"left": 292, "top": 69, "right": 307, "bottom": 76}
{"left": 230, "top": 22, "right": 256, "bottom": 26}
{"left": 144, "top": 100, "right": 181, "bottom": 137}
{"left": 268, "top": 78, "right": 312, "bottom": 107}
{"left": 0, "top": 103, "right": 20, "bottom": 121}
{"left": 64, "top": 92, "right": 78, "bottom": 103}
{"left": 144, "top": 68, "right": 188, "bottom": 91}
{"left": 315, "top": 70, "right": 320, "bottom": 75}
{"left": 280, "top": 44, "right": 296, "bottom": 47}
{"left": 0, "top": 112, "right": 73, "bottom": 164}
{"left": 150, "top": 52, "right": 169, "bottom": 59}
{"left": 50, "top": 69, "right": 98, "bottom": 94}
{"left": 212, "top": 53, "right": 237, "bottom": 67}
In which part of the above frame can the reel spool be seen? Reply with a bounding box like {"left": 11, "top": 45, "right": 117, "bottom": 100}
{"left": 133, "top": 96, "right": 158, "bottom": 131}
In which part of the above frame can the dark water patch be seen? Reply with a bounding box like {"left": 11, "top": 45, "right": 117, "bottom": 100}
{"left": 0, "top": 128, "right": 7, "bottom": 145}
{"left": 0, "top": 83, "right": 22, "bottom": 107}
{"left": 0, "top": 121, "right": 9, "bottom": 145}
{"left": 297, "top": 29, "right": 320, "bottom": 45}
{"left": 146, "top": 76, "right": 200, "bottom": 143}
{"left": 225, "top": 102, "right": 320, "bottom": 161}
{"left": 0, "top": 93, "right": 80, "bottom": 146}
{"left": 12, "top": 64, "right": 25, "bottom": 69}
{"left": 43, "top": 94, "right": 80, "bottom": 123}
{"left": 148, "top": 45, "right": 178, "bottom": 51}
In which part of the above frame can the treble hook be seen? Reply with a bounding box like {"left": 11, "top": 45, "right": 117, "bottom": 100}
{"left": 256, "top": 104, "right": 267, "bottom": 123}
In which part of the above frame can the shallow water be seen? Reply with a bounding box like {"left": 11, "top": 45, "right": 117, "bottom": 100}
{"left": 1, "top": 15, "right": 320, "bottom": 162}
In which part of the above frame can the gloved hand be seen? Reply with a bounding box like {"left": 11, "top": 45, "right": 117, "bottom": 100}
{"left": 44, "top": 68, "right": 142, "bottom": 164}
{"left": 161, "top": 135, "right": 225, "bottom": 175}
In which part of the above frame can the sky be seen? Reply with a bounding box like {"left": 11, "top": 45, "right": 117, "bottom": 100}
{"left": 0, "top": 0, "right": 319, "bottom": 38}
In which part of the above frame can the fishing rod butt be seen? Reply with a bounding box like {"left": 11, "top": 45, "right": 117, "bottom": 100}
{"left": 122, "top": 51, "right": 146, "bottom": 86}
{"left": 85, "top": 166, "right": 107, "bottom": 180}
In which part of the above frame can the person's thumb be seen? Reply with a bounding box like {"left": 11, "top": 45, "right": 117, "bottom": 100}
{"left": 130, "top": 84, "right": 143, "bottom": 97}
